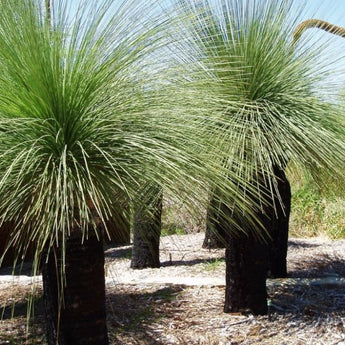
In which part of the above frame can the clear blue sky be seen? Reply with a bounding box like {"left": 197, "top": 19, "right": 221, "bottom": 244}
{"left": 65, "top": 0, "right": 345, "bottom": 42}
{"left": 302, "top": 0, "right": 345, "bottom": 23}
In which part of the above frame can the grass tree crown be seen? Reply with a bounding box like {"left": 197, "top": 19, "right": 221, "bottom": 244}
{"left": 0, "top": 0, "right": 252, "bottom": 265}
{"left": 174, "top": 0, "right": 345, "bottom": 194}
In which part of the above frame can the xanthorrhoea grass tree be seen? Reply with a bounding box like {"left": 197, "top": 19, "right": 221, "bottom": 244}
{"left": 176, "top": 0, "right": 345, "bottom": 314}
{"left": 0, "top": 0, "right": 262, "bottom": 343}
{"left": 130, "top": 182, "right": 163, "bottom": 269}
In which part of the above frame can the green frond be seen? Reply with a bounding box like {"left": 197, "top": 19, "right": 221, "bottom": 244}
{"left": 175, "top": 0, "right": 345, "bottom": 193}
{"left": 0, "top": 0, "right": 261, "bottom": 266}
{"left": 0, "top": 1, "right": 187, "bottom": 258}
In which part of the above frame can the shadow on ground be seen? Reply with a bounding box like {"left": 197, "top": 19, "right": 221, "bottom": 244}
{"left": 107, "top": 285, "right": 184, "bottom": 345}
{"left": 288, "top": 239, "right": 321, "bottom": 249}
{"left": 289, "top": 253, "right": 345, "bottom": 278}
{"left": 268, "top": 281, "right": 345, "bottom": 316}
{"left": 0, "top": 239, "right": 345, "bottom": 344}
{"left": 1, "top": 295, "right": 44, "bottom": 320}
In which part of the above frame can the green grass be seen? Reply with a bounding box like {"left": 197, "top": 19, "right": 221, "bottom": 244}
{"left": 161, "top": 226, "right": 187, "bottom": 237}
{"left": 203, "top": 258, "right": 225, "bottom": 271}
{"left": 289, "top": 172, "right": 345, "bottom": 239}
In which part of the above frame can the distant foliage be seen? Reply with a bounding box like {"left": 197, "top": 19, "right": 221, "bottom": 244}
{"left": 289, "top": 172, "right": 345, "bottom": 239}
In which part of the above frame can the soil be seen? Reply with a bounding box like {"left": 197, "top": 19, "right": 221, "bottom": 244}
{"left": 0, "top": 233, "right": 345, "bottom": 345}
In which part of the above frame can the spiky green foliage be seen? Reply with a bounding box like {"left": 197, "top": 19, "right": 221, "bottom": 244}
{"left": 0, "top": 0, "right": 184, "bottom": 262}
{"left": 175, "top": 0, "right": 345, "bottom": 199}
{"left": 0, "top": 0, "right": 259, "bottom": 271}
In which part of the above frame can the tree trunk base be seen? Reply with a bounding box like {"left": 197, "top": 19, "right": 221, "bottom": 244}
{"left": 224, "top": 233, "right": 268, "bottom": 315}
{"left": 130, "top": 187, "right": 162, "bottom": 270}
{"left": 202, "top": 229, "right": 226, "bottom": 249}
{"left": 202, "top": 193, "right": 227, "bottom": 249}
{"left": 42, "top": 231, "right": 109, "bottom": 345}
{"left": 268, "top": 166, "right": 291, "bottom": 278}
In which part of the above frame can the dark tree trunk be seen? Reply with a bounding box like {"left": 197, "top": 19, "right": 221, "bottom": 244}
{"left": 42, "top": 230, "right": 109, "bottom": 345}
{"left": 224, "top": 231, "right": 269, "bottom": 315}
{"left": 0, "top": 221, "right": 35, "bottom": 268}
{"left": 223, "top": 191, "right": 271, "bottom": 316}
{"left": 0, "top": 221, "right": 17, "bottom": 267}
{"left": 268, "top": 166, "right": 291, "bottom": 278}
{"left": 130, "top": 187, "right": 163, "bottom": 269}
{"left": 218, "top": 165, "right": 291, "bottom": 314}
{"left": 202, "top": 193, "right": 226, "bottom": 249}
{"left": 104, "top": 205, "right": 131, "bottom": 246}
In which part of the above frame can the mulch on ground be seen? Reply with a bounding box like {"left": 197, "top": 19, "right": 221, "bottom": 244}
{"left": 0, "top": 234, "right": 344, "bottom": 345}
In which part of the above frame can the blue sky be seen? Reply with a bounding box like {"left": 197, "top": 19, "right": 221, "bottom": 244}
{"left": 67, "top": 0, "right": 345, "bottom": 19}
{"left": 295, "top": 0, "right": 345, "bottom": 90}
{"left": 65, "top": 0, "right": 345, "bottom": 43}
{"left": 64, "top": 0, "right": 345, "bottom": 90}
{"left": 302, "top": 0, "right": 345, "bottom": 24}
{"left": 65, "top": 0, "right": 345, "bottom": 32}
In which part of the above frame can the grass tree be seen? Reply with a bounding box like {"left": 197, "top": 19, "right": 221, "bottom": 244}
{"left": 130, "top": 183, "right": 163, "bottom": 269}
{"left": 0, "top": 0, "right": 260, "bottom": 343}
{"left": 176, "top": 0, "right": 345, "bottom": 314}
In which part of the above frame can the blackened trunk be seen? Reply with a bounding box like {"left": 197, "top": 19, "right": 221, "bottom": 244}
{"left": 130, "top": 187, "right": 163, "bottom": 269}
{"left": 0, "top": 221, "right": 36, "bottom": 267}
{"left": 0, "top": 221, "right": 17, "bottom": 267}
{"left": 268, "top": 166, "right": 291, "bottom": 278}
{"left": 222, "top": 174, "right": 272, "bottom": 315}
{"left": 202, "top": 193, "right": 226, "bottom": 249}
{"left": 224, "top": 231, "right": 268, "bottom": 315}
{"left": 220, "top": 166, "right": 291, "bottom": 314}
{"left": 42, "top": 231, "right": 109, "bottom": 345}
{"left": 104, "top": 205, "right": 131, "bottom": 246}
